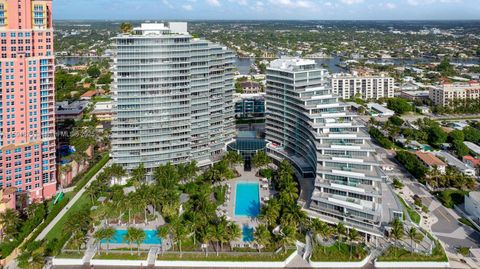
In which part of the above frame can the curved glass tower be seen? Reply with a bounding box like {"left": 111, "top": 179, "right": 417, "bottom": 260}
{"left": 111, "top": 23, "right": 235, "bottom": 174}
{"left": 266, "top": 58, "right": 385, "bottom": 237}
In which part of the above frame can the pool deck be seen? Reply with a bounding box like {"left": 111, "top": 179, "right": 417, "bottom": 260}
{"left": 222, "top": 165, "right": 274, "bottom": 236}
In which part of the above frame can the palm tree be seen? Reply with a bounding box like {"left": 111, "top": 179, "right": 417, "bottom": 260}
{"left": 204, "top": 167, "right": 222, "bottom": 183}
{"left": 225, "top": 222, "right": 241, "bottom": 248}
{"left": 279, "top": 226, "right": 297, "bottom": 253}
{"left": 199, "top": 224, "right": 215, "bottom": 257}
{"left": 174, "top": 220, "right": 188, "bottom": 257}
{"left": 130, "top": 228, "right": 146, "bottom": 256}
{"left": 213, "top": 218, "right": 227, "bottom": 255}
{"left": 336, "top": 222, "right": 347, "bottom": 242}
{"left": 94, "top": 229, "right": 106, "bottom": 254}
{"left": 390, "top": 219, "right": 404, "bottom": 258}
{"left": 109, "top": 164, "right": 126, "bottom": 185}
{"left": 103, "top": 227, "right": 116, "bottom": 253}
{"left": 259, "top": 199, "right": 281, "bottom": 227}
{"left": 130, "top": 163, "right": 146, "bottom": 187}
{"left": 408, "top": 227, "right": 418, "bottom": 252}
{"left": 252, "top": 151, "right": 270, "bottom": 169}
{"left": 120, "top": 22, "right": 133, "bottom": 34}
{"left": 311, "top": 219, "right": 333, "bottom": 253}
{"left": 224, "top": 151, "right": 243, "bottom": 169}
{"left": 125, "top": 227, "right": 137, "bottom": 255}
{"left": 253, "top": 224, "right": 271, "bottom": 252}
{"left": 0, "top": 208, "right": 20, "bottom": 241}
{"left": 70, "top": 231, "right": 86, "bottom": 253}
{"left": 347, "top": 228, "right": 360, "bottom": 259}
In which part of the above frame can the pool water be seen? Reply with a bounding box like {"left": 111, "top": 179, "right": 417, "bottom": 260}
{"left": 101, "top": 229, "right": 162, "bottom": 244}
{"left": 242, "top": 225, "right": 254, "bottom": 242}
{"left": 234, "top": 182, "right": 260, "bottom": 217}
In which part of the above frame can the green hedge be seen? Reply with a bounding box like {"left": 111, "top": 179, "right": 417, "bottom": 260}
{"left": 74, "top": 153, "right": 109, "bottom": 192}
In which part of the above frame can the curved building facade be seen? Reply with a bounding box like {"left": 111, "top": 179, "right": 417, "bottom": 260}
{"left": 265, "top": 58, "right": 386, "bottom": 237}
{"left": 111, "top": 23, "right": 235, "bottom": 174}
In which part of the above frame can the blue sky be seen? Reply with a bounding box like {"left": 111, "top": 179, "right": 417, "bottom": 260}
{"left": 55, "top": 0, "right": 480, "bottom": 20}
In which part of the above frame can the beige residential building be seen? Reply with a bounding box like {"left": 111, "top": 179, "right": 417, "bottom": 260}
{"left": 331, "top": 73, "right": 394, "bottom": 100}
{"left": 429, "top": 82, "right": 480, "bottom": 106}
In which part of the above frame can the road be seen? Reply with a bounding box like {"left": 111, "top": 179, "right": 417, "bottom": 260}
{"left": 36, "top": 160, "right": 112, "bottom": 241}
{"left": 374, "top": 144, "right": 480, "bottom": 254}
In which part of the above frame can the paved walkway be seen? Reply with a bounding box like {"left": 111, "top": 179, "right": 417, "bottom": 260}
{"left": 36, "top": 160, "right": 112, "bottom": 241}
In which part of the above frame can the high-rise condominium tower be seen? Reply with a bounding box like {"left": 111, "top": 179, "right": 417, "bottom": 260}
{"left": 266, "top": 58, "right": 388, "bottom": 238}
{"left": 0, "top": 0, "right": 56, "bottom": 202}
{"left": 111, "top": 23, "right": 235, "bottom": 174}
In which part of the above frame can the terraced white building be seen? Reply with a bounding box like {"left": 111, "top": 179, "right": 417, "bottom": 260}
{"left": 111, "top": 23, "right": 235, "bottom": 174}
{"left": 265, "top": 58, "right": 395, "bottom": 238}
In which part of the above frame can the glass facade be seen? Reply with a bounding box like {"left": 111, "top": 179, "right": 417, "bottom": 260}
{"left": 111, "top": 23, "right": 235, "bottom": 174}
{"left": 265, "top": 58, "right": 384, "bottom": 236}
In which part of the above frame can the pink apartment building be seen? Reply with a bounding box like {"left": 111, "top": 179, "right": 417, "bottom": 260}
{"left": 0, "top": 0, "right": 56, "bottom": 204}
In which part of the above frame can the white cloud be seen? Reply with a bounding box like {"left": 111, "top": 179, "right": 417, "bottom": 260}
{"left": 206, "top": 0, "right": 221, "bottom": 6}
{"left": 162, "top": 0, "right": 173, "bottom": 8}
{"left": 407, "top": 0, "right": 461, "bottom": 6}
{"left": 270, "top": 0, "right": 316, "bottom": 8}
{"left": 229, "top": 0, "right": 248, "bottom": 5}
{"left": 182, "top": 4, "right": 193, "bottom": 10}
{"left": 340, "top": 0, "right": 364, "bottom": 5}
{"left": 384, "top": 2, "right": 397, "bottom": 9}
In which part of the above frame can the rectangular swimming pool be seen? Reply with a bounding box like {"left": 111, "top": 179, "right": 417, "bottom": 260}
{"left": 234, "top": 182, "right": 260, "bottom": 217}
{"left": 101, "top": 229, "right": 162, "bottom": 244}
{"left": 242, "top": 225, "right": 254, "bottom": 242}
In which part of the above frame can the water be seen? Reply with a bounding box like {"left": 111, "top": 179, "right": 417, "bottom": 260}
{"left": 235, "top": 56, "right": 479, "bottom": 75}
{"left": 234, "top": 182, "right": 260, "bottom": 217}
{"left": 101, "top": 229, "right": 162, "bottom": 244}
{"left": 242, "top": 225, "right": 254, "bottom": 242}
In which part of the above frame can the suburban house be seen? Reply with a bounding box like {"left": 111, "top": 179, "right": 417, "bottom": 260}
{"left": 415, "top": 151, "right": 447, "bottom": 174}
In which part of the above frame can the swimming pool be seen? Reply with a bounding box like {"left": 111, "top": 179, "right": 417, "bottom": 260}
{"left": 101, "top": 229, "right": 162, "bottom": 244}
{"left": 242, "top": 225, "right": 254, "bottom": 242}
{"left": 234, "top": 182, "right": 260, "bottom": 217}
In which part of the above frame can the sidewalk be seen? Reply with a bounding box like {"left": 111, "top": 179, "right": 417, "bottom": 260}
{"left": 36, "top": 160, "right": 112, "bottom": 241}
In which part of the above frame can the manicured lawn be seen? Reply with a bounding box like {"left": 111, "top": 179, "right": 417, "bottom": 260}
{"left": 310, "top": 242, "right": 368, "bottom": 262}
{"left": 92, "top": 96, "right": 112, "bottom": 102}
{"left": 377, "top": 242, "right": 448, "bottom": 262}
{"left": 56, "top": 252, "right": 84, "bottom": 259}
{"left": 94, "top": 252, "right": 148, "bottom": 260}
{"left": 157, "top": 249, "right": 295, "bottom": 262}
{"left": 396, "top": 195, "right": 421, "bottom": 224}
{"left": 45, "top": 154, "right": 109, "bottom": 242}
{"left": 44, "top": 192, "right": 92, "bottom": 242}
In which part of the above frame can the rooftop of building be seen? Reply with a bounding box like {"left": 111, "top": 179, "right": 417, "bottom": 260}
{"left": 468, "top": 191, "right": 480, "bottom": 202}
{"left": 56, "top": 101, "right": 89, "bottom": 115}
{"left": 268, "top": 58, "right": 317, "bottom": 72}
{"left": 415, "top": 151, "right": 446, "bottom": 167}
{"left": 464, "top": 141, "right": 480, "bottom": 156}
{"left": 437, "top": 81, "right": 480, "bottom": 90}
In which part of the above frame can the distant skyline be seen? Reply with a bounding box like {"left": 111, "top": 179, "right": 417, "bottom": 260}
{"left": 56, "top": 0, "right": 480, "bottom": 21}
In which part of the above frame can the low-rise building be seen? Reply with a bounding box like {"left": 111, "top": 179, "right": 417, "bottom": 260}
{"left": 415, "top": 151, "right": 447, "bottom": 174}
{"left": 463, "top": 156, "right": 480, "bottom": 169}
{"left": 239, "top": 81, "right": 262, "bottom": 93}
{"left": 367, "top": 103, "right": 395, "bottom": 117}
{"left": 400, "top": 90, "right": 430, "bottom": 101}
{"left": 464, "top": 142, "right": 480, "bottom": 156}
{"left": 465, "top": 192, "right": 480, "bottom": 221}
{"left": 0, "top": 188, "right": 17, "bottom": 213}
{"left": 331, "top": 73, "right": 394, "bottom": 100}
{"left": 435, "top": 151, "right": 476, "bottom": 177}
{"left": 429, "top": 82, "right": 480, "bottom": 106}
{"left": 92, "top": 101, "right": 113, "bottom": 121}
{"left": 55, "top": 101, "right": 89, "bottom": 121}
